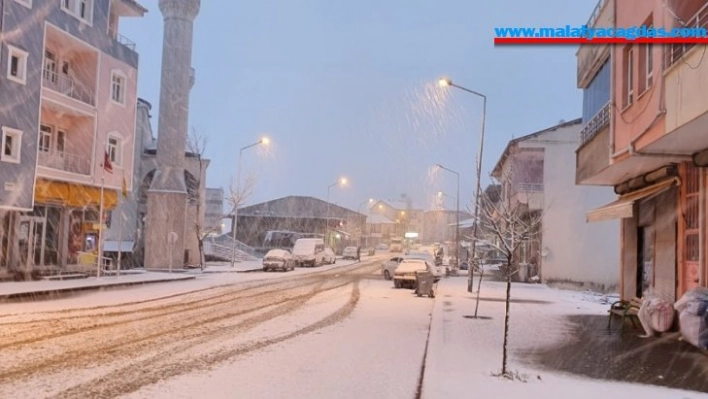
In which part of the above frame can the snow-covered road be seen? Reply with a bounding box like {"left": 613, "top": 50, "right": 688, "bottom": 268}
{"left": 0, "top": 256, "right": 434, "bottom": 398}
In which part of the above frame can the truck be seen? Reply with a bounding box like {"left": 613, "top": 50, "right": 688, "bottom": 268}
{"left": 389, "top": 237, "right": 403, "bottom": 252}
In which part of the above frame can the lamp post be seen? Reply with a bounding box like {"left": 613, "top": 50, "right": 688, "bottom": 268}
{"left": 436, "top": 191, "right": 454, "bottom": 210}
{"left": 230, "top": 136, "right": 270, "bottom": 267}
{"left": 435, "top": 164, "right": 460, "bottom": 271}
{"left": 439, "top": 77, "right": 487, "bottom": 293}
{"left": 325, "top": 177, "right": 347, "bottom": 248}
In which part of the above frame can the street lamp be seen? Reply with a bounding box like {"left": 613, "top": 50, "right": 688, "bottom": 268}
{"left": 231, "top": 136, "right": 270, "bottom": 267}
{"left": 435, "top": 164, "right": 460, "bottom": 271}
{"left": 437, "top": 191, "right": 454, "bottom": 209}
{"left": 439, "top": 76, "right": 487, "bottom": 293}
{"left": 326, "top": 177, "right": 347, "bottom": 247}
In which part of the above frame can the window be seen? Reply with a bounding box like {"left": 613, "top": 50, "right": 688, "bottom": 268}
{"left": 7, "top": 45, "right": 28, "bottom": 84}
{"left": 61, "top": 0, "right": 92, "bottom": 24}
{"left": 1, "top": 127, "right": 22, "bottom": 164}
{"left": 57, "top": 130, "right": 65, "bottom": 153}
{"left": 14, "top": 0, "right": 32, "bottom": 9}
{"left": 39, "top": 125, "right": 52, "bottom": 153}
{"left": 623, "top": 45, "right": 634, "bottom": 108}
{"left": 111, "top": 71, "right": 126, "bottom": 105}
{"left": 106, "top": 134, "right": 122, "bottom": 166}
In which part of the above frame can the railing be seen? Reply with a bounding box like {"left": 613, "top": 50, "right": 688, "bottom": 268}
{"left": 585, "top": 0, "right": 608, "bottom": 29}
{"left": 37, "top": 150, "right": 91, "bottom": 175}
{"left": 205, "top": 234, "right": 258, "bottom": 257}
{"left": 580, "top": 102, "right": 611, "bottom": 145}
{"left": 515, "top": 183, "right": 544, "bottom": 192}
{"left": 203, "top": 237, "right": 259, "bottom": 262}
{"left": 42, "top": 68, "right": 94, "bottom": 105}
{"left": 108, "top": 27, "right": 136, "bottom": 51}
{"left": 665, "top": 2, "right": 708, "bottom": 69}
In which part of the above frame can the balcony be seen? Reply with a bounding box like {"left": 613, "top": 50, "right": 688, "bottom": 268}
{"left": 42, "top": 69, "right": 94, "bottom": 105}
{"left": 37, "top": 150, "right": 91, "bottom": 175}
{"left": 577, "top": 0, "right": 613, "bottom": 88}
{"left": 580, "top": 102, "right": 610, "bottom": 146}
{"left": 665, "top": 2, "right": 708, "bottom": 69}
{"left": 108, "top": 27, "right": 136, "bottom": 52}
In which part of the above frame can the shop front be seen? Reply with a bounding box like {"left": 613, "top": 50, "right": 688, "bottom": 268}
{"left": 1, "top": 179, "right": 118, "bottom": 271}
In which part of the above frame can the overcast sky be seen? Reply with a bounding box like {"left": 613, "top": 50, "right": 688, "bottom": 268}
{"left": 121, "top": 0, "right": 597, "bottom": 212}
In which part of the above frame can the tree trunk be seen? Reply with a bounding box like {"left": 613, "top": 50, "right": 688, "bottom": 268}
{"left": 473, "top": 266, "right": 484, "bottom": 318}
{"left": 502, "top": 268, "right": 512, "bottom": 376}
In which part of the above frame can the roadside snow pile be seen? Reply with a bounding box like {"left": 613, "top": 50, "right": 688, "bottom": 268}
{"left": 573, "top": 290, "right": 619, "bottom": 305}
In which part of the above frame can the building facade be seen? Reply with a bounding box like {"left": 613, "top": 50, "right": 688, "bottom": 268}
{"left": 101, "top": 98, "right": 213, "bottom": 267}
{"left": 494, "top": 119, "right": 620, "bottom": 292}
{"left": 578, "top": 0, "right": 708, "bottom": 302}
{"left": 0, "top": 0, "right": 146, "bottom": 272}
{"left": 204, "top": 188, "right": 224, "bottom": 236}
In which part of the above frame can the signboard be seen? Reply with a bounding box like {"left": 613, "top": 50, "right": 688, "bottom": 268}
{"left": 404, "top": 232, "right": 419, "bottom": 238}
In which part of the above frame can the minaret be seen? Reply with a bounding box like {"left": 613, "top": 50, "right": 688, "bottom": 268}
{"left": 144, "top": 0, "right": 200, "bottom": 269}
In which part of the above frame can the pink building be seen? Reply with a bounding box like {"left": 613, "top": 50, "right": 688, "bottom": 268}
{"left": 0, "top": 0, "right": 146, "bottom": 272}
{"left": 578, "top": 0, "right": 708, "bottom": 302}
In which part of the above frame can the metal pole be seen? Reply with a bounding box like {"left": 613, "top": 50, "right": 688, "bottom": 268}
{"left": 230, "top": 149, "right": 244, "bottom": 267}
{"left": 97, "top": 169, "right": 105, "bottom": 279}
{"left": 456, "top": 171, "right": 460, "bottom": 272}
{"left": 469, "top": 95, "right": 487, "bottom": 293}
{"left": 326, "top": 185, "right": 332, "bottom": 247}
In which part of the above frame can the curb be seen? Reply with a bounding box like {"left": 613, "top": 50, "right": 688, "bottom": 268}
{"left": 0, "top": 275, "right": 197, "bottom": 301}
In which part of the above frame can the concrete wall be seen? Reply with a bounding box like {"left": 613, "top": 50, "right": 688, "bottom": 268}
{"left": 522, "top": 123, "right": 621, "bottom": 292}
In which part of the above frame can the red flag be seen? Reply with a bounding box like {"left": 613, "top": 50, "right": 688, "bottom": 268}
{"left": 103, "top": 151, "right": 113, "bottom": 174}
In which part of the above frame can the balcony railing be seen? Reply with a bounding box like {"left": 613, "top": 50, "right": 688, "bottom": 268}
{"left": 42, "top": 69, "right": 94, "bottom": 105}
{"left": 516, "top": 183, "right": 544, "bottom": 192}
{"left": 108, "top": 27, "right": 136, "bottom": 51}
{"left": 38, "top": 150, "right": 91, "bottom": 175}
{"left": 580, "top": 102, "right": 611, "bottom": 145}
{"left": 585, "top": 0, "right": 608, "bottom": 29}
{"left": 665, "top": 2, "right": 708, "bottom": 69}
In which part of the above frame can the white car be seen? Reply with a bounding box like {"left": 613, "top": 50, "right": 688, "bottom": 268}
{"left": 342, "top": 246, "right": 360, "bottom": 260}
{"left": 393, "top": 259, "right": 440, "bottom": 289}
{"left": 262, "top": 249, "right": 294, "bottom": 272}
{"left": 381, "top": 256, "right": 404, "bottom": 280}
{"left": 323, "top": 248, "right": 336, "bottom": 264}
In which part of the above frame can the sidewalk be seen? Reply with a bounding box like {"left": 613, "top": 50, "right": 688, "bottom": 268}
{"left": 421, "top": 276, "right": 701, "bottom": 398}
{"left": 0, "top": 272, "right": 196, "bottom": 300}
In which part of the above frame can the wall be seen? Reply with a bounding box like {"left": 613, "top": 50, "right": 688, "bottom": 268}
{"left": 94, "top": 51, "right": 138, "bottom": 191}
{"left": 523, "top": 123, "right": 621, "bottom": 292}
{"left": 612, "top": 0, "right": 666, "bottom": 155}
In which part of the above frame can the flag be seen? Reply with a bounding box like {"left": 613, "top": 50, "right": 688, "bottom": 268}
{"left": 103, "top": 151, "right": 113, "bottom": 174}
{"left": 121, "top": 174, "right": 128, "bottom": 198}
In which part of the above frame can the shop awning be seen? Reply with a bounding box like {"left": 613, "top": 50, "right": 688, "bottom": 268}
{"left": 586, "top": 179, "right": 677, "bottom": 223}
{"left": 34, "top": 179, "right": 118, "bottom": 210}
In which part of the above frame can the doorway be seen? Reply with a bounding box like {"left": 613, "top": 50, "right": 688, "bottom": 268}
{"left": 636, "top": 226, "right": 654, "bottom": 298}
{"left": 18, "top": 216, "right": 45, "bottom": 268}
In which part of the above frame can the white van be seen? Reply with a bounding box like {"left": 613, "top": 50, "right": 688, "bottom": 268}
{"left": 292, "top": 238, "right": 325, "bottom": 267}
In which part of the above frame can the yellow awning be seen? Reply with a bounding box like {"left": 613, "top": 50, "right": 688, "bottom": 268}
{"left": 34, "top": 179, "right": 118, "bottom": 210}
{"left": 586, "top": 178, "right": 677, "bottom": 223}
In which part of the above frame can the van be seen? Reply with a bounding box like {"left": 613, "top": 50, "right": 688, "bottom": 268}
{"left": 292, "top": 238, "right": 325, "bottom": 267}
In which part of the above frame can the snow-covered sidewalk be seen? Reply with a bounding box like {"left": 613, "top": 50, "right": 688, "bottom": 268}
{"left": 0, "top": 272, "right": 196, "bottom": 299}
{"left": 421, "top": 277, "right": 699, "bottom": 399}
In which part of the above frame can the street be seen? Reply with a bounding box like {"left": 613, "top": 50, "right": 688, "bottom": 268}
{"left": 0, "top": 257, "right": 433, "bottom": 398}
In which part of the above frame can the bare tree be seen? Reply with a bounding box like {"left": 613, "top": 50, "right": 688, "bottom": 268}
{"left": 187, "top": 128, "right": 217, "bottom": 271}
{"left": 475, "top": 170, "right": 543, "bottom": 378}
{"left": 225, "top": 170, "right": 256, "bottom": 265}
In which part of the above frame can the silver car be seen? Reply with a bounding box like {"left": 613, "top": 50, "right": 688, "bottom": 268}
{"left": 381, "top": 256, "right": 404, "bottom": 280}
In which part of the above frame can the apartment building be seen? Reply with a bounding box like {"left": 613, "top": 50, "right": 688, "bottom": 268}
{"left": 0, "top": 0, "right": 146, "bottom": 271}
{"left": 493, "top": 119, "right": 619, "bottom": 292}
{"left": 577, "top": 0, "right": 708, "bottom": 301}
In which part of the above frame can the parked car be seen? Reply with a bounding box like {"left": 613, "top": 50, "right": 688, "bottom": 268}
{"left": 293, "top": 238, "right": 325, "bottom": 267}
{"left": 342, "top": 246, "right": 360, "bottom": 260}
{"left": 262, "top": 249, "right": 294, "bottom": 272}
{"left": 381, "top": 256, "right": 404, "bottom": 280}
{"left": 323, "top": 247, "right": 336, "bottom": 264}
{"left": 393, "top": 259, "right": 439, "bottom": 289}
{"left": 375, "top": 243, "right": 389, "bottom": 251}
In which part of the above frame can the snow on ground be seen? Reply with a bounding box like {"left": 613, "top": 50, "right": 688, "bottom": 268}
{"left": 0, "top": 258, "right": 364, "bottom": 314}
{"left": 123, "top": 276, "right": 434, "bottom": 399}
{"left": 421, "top": 277, "right": 699, "bottom": 399}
